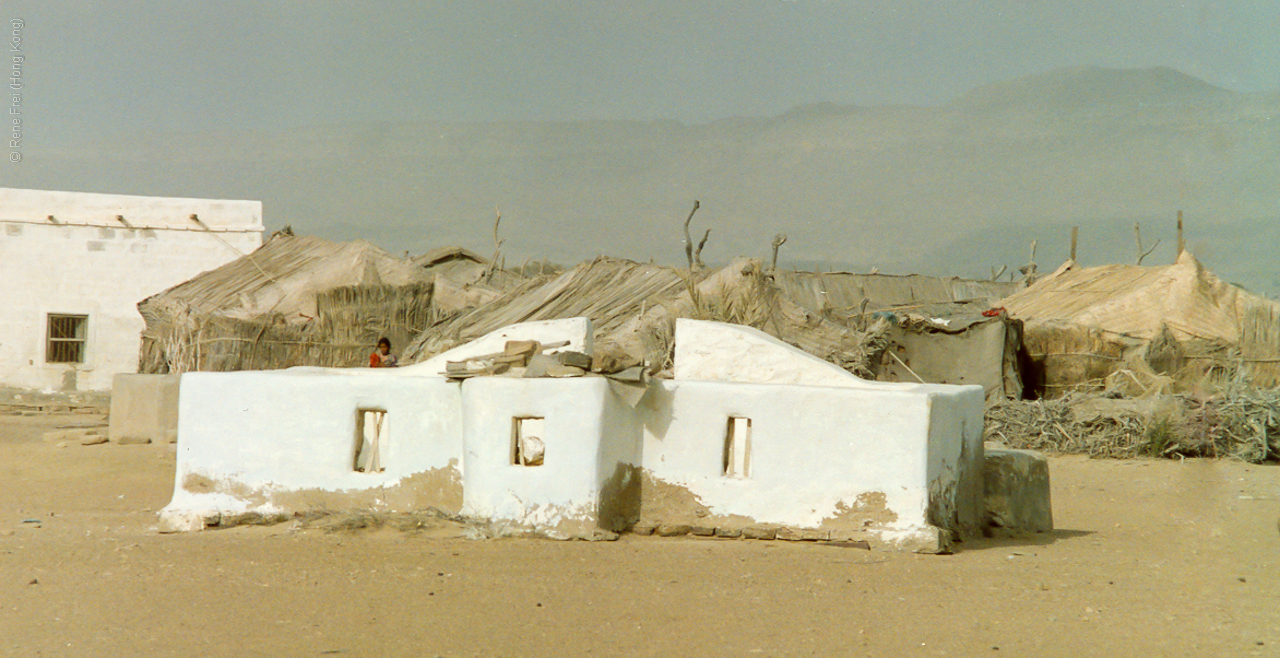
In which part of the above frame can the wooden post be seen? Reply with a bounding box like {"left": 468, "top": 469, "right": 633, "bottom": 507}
{"left": 1176, "top": 210, "right": 1184, "bottom": 257}
{"left": 1070, "top": 226, "right": 1078, "bottom": 261}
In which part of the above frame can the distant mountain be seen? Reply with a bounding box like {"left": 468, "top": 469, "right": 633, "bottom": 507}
{"left": 10, "top": 66, "right": 1280, "bottom": 296}
{"left": 953, "top": 66, "right": 1233, "bottom": 112}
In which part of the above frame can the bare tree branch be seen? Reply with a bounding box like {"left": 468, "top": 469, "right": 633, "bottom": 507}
{"left": 990, "top": 264, "right": 1007, "bottom": 281}
{"left": 485, "top": 206, "right": 504, "bottom": 282}
{"left": 1018, "top": 239, "right": 1038, "bottom": 284}
{"left": 770, "top": 233, "right": 788, "bottom": 272}
{"left": 678, "top": 201, "right": 703, "bottom": 318}
{"left": 694, "top": 228, "right": 711, "bottom": 270}
{"left": 1134, "top": 222, "right": 1160, "bottom": 265}
{"left": 682, "top": 200, "right": 700, "bottom": 271}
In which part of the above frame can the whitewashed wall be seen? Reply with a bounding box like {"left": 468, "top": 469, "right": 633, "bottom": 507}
{"left": 164, "top": 369, "right": 465, "bottom": 527}
{"left": 0, "top": 188, "right": 262, "bottom": 391}
{"left": 461, "top": 377, "right": 618, "bottom": 536}
{"left": 637, "top": 380, "right": 983, "bottom": 546}
{"left": 924, "top": 386, "right": 986, "bottom": 537}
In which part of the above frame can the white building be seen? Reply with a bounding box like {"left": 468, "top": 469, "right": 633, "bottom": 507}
{"left": 161, "top": 318, "right": 986, "bottom": 553}
{"left": 0, "top": 188, "right": 262, "bottom": 391}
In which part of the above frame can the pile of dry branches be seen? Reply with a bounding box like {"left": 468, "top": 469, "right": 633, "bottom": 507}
{"left": 985, "top": 387, "right": 1280, "bottom": 463}
{"left": 1184, "top": 385, "right": 1280, "bottom": 463}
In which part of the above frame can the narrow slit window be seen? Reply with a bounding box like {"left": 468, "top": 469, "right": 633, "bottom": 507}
{"left": 46, "top": 314, "right": 88, "bottom": 364}
{"left": 354, "top": 409, "right": 388, "bottom": 472}
{"left": 723, "top": 416, "right": 751, "bottom": 478}
{"left": 512, "top": 417, "right": 545, "bottom": 466}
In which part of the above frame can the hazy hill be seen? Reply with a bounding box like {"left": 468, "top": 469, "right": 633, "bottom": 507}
{"left": 10, "top": 66, "right": 1280, "bottom": 296}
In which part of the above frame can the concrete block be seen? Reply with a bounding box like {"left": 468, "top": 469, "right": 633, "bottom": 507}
{"left": 109, "top": 374, "right": 180, "bottom": 446}
{"left": 984, "top": 448, "right": 1053, "bottom": 535}
{"left": 656, "top": 524, "right": 691, "bottom": 537}
{"left": 690, "top": 525, "right": 716, "bottom": 536}
{"left": 742, "top": 527, "right": 777, "bottom": 540}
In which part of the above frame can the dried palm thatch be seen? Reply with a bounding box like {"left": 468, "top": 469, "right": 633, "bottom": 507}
{"left": 404, "top": 256, "right": 894, "bottom": 378}
{"left": 138, "top": 234, "right": 441, "bottom": 372}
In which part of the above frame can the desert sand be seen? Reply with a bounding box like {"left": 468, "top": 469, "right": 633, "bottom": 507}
{"left": 2, "top": 412, "right": 1277, "bottom": 657}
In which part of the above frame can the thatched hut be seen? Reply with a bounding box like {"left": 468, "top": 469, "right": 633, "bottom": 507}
{"left": 1000, "top": 252, "right": 1280, "bottom": 397}
{"left": 137, "top": 234, "right": 439, "bottom": 373}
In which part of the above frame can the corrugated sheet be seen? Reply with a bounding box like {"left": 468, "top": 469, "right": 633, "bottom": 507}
{"left": 774, "top": 271, "right": 1020, "bottom": 314}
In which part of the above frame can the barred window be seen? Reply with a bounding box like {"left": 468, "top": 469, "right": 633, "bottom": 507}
{"left": 46, "top": 314, "right": 87, "bottom": 364}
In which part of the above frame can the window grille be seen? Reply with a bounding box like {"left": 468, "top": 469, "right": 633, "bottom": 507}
{"left": 46, "top": 314, "right": 87, "bottom": 364}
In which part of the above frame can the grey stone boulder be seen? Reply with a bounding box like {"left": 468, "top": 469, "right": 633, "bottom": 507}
{"left": 983, "top": 447, "right": 1053, "bottom": 536}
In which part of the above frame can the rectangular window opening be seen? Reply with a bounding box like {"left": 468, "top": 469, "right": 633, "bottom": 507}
{"left": 723, "top": 416, "right": 752, "bottom": 478}
{"left": 46, "top": 314, "right": 88, "bottom": 364}
{"left": 354, "top": 409, "right": 388, "bottom": 473}
{"left": 511, "top": 416, "right": 545, "bottom": 466}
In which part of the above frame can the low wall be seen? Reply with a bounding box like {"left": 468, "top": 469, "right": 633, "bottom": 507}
{"left": 108, "top": 373, "right": 180, "bottom": 444}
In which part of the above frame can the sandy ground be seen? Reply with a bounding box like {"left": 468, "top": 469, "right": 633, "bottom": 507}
{"left": 2, "top": 413, "right": 1278, "bottom": 658}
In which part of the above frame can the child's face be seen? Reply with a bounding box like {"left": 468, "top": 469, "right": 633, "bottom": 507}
{"left": 379, "top": 344, "right": 390, "bottom": 355}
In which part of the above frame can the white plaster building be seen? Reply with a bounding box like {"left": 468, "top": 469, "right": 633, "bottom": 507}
{"left": 161, "top": 318, "right": 986, "bottom": 552}
{"left": 0, "top": 188, "right": 262, "bottom": 391}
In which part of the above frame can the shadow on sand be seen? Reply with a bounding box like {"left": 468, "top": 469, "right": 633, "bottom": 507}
{"left": 959, "top": 528, "right": 1095, "bottom": 552}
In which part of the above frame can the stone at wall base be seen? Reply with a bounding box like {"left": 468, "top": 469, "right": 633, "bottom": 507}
{"left": 157, "top": 510, "right": 208, "bottom": 533}
{"left": 741, "top": 527, "right": 777, "bottom": 540}
{"left": 777, "top": 527, "right": 830, "bottom": 541}
{"left": 656, "top": 524, "right": 692, "bottom": 537}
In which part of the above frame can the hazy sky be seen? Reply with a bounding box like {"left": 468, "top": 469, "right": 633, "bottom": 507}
{"left": 9, "top": 0, "right": 1279, "bottom": 143}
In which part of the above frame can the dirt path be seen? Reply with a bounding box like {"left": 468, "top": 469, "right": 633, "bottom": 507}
{"left": 1, "top": 414, "right": 1277, "bottom": 657}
